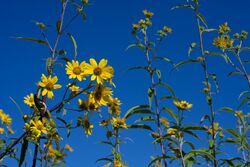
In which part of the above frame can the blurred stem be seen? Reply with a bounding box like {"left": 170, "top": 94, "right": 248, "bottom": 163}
{"left": 32, "top": 140, "right": 40, "bottom": 167}
{"left": 143, "top": 29, "right": 167, "bottom": 167}
{"left": 236, "top": 40, "right": 250, "bottom": 85}
{"left": 194, "top": 2, "right": 217, "bottom": 167}
{"left": 177, "top": 109, "right": 185, "bottom": 167}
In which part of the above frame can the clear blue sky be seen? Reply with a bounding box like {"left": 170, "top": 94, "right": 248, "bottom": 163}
{"left": 0, "top": 0, "right": 250, "bottom": 166}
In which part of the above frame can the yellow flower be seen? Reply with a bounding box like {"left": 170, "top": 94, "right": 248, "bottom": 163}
{"left": 132, "top": 24, "right": 139, "bottom": 30}
{"left": 207, "top": 122, "right": 223, "bottom": 137}
{"left": 108, "top": 97, "right": 121, "bottom": 116}
{"left": 213, "top": 36, "right": 234, "bottom": 50}
{"left": 48, "top": 145, "right": 56, "bottom": 158}
{"left": 99, "top": 119, "right": 110, "bottom": 126}
{"left": 143, "top": 10, "right": 154, "bottom": 18}
{"left": 65, "top": 144, "right": 73, "bottom": 152}
{"left": 0, "top": 110, "right": 12, "bottom": 126}
{"left": 163, "top": 26, "right": 172, "bottom": 33}
{"left": 78, "top": 98, "right": 100, "bottom": 111}
{"left": 160, "top": 117, "right": 169, "bottom": 127}
{"left": 0, "top": 128, "right": 4, "bottom": 134}
{"left": 24, "top": 93, "right": 35, "bottom": 107}
{"left": 167, "top": 128, "right": 177, "bottom": 138}
{"left": 219, "top": 22, "right": 230, "bottom": 34}
{"left": 38, "top": 74, "right": 61, "bottom": 99}
{"left": 84, "top": 58, "right": 114, "bottom": 84}
{"left": 68, "top": 84, "right": 80, "bottom": 93}
{"left": 89, "top": 85, "right": 112, "bottom": 106}
{"left": 111, "top": 117, "right": 127, "bottom": 129}
{"left": 174, "top": 100, "right": 192, "bottom": 110}
{"left": 65, "top": 60, "right": 87, "bottom": 81}
{"left": 235, "top": 110, "right": 243, "bottom": 117}
{"left": 83, "top": 113, "right": 93, "bottom": 136}
{"left": 25, "top": 118, "right": 48, "bottom": 140}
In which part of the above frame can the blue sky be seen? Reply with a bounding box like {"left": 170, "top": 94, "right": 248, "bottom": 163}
{"left": 0, "top": 0, "right": 250, "bottom": 166}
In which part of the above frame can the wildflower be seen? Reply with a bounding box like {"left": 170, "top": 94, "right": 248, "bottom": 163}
{"left": 24, "top": 93, "right": 35, "bottom": 107}
{"left": 163, "top": 26, "right": 172, "bottom": 33}
{"left": 108, "top": 97, "right": 121, "bottom": 116}
{"left": 24, "top": 118, "right": 48, "bottom": 140}
{"left": 234, "top": 110, "right": 243, "bottom": 117}
{"left": 89, "top": 85, "right": 112, "bottom": 106}
{"left": 213, "top": 36, "right": 234, "bottom": 50}
{"left": 38, "top": 74, "right": 61, "bottom": 99}
{"left": 143, "top": 10, "right": 154, "bottom": 18}
{"left": 78, "top": 98, "right": 99, "bottom": 111}
{"left": 132, "top": 24, "right": 139, "bottom": 30}
{"left": 65, "top": 144, "right": 73, "bottom": 152}
{"left": 111, "top": 117, "right": 127, "bottom": 129}
{"left": 160, "top": 117, "right": 169, "bottom": 127}
{"left": 241, "top": 30, "right": 248, "bottom": 39}
{"left": 207, "top": 122, "right": 223, "bottom": 137}
{"left": 99, "top": 119, "right": 110, "bottom": 126}
{"left": 174, "top": 100, "right": 192, "bottom": 110}
{"left": 151, "top": 132, "right": 160, "bottom": 139}
{"left": 48, "top": 145, "right": 56, "bottom": 158}
{"left": 68, "top": 84, "right": 80, "bottom": 93}
{"left": 233, "top": 33, "right": 240, "bottom": 39}
{"left": 83, "top": 113, "right": 93, "bottom": 136}
{"left": 0, "top": 110, "right": 12, "bottom": 126}
{"left": 65, "top": 60, "right": 87, "bottom": 81}
{"left": 167, "top": 128, "right": 177, "bottom": 138}
{"left": 0, "top": 128, "right": 4, "bottom": 134}
{"left": 218, "top": 22, "right": 230, "bottom": 34}
{"left": 84, "top": 58, "right": 114, "bottom": 84}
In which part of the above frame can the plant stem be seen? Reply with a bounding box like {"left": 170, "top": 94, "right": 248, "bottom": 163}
{"left": 194, "top": 2, "right": 217, "bottom": 167}
{"left": 32, "top": 141, "right": 40, "bottom": 167}
{"left": 143, "top": 30, "right": 167, "bottom": 167}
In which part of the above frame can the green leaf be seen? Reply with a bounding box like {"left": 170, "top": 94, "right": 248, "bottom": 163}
{"left": 203, "top": 28, "right": 217, "bottom": 33}
{"left": 19, "top": 139, "right": 28, "bottom": 167}
{"left": 208, "top": 52, "right": 229, "bottom": 63}
{"left": 184, "top": 149, "right": 214, "bottom": 162}
{"left": 56, "top": 20, "right": 61, "bottom": 33}
{"left": 9, "top": 96, "right": 23, "bottom": 115}
{"left": 219, "top": 107, "right": 234, "bottom": 113}
{"left": 127, "top": 124, "right": 153, "bottom": 131}
{"left": 148, "top": 155, "right": 176, "bottom": 166}
{"left": 172, "top": 59, "right": 199, "bottom": 71}
{"left": 148, "top": 88, "right": 153, "bottom": 108}
{"left": 127, "top": 66, "right": 149, "bottom": 72}
{"left": 162, "top": 107, "right": 178, "bottom": 123}
{"left": 16, "top": 37, "right": 48, "bottom": 45}
{"left": 158, "top": 82, "right": 176, "bottom": 96}
{"left": 200, "top": 114, "right": 211, "bottom": 124}
{"left": 67, "top": 33, "right": 78, "bottom": 59}
{"left": 135, "top": 116, "right": 155, "bottom": 123}
{"left": 188, "top": 42, "right": 197, "bottom": 56}
{"left": 238, "top": 96, "right": 250, "bottom": 109}
{"left": 46, "top": 57, "right": 53, "bottom": 75}
{"left": 60, "top": 57, "right": 70, "bottom": 62}
{"left": 225, "top": 129, "right": 240, "bottom": 138}
{"left": 240, "top": 47, "right": 250, "bottom": 52}
{"left": 124, "top": 105, "right": 153, "bottom": 119}
{"left": 171, "top": 4, "right": 194, "bottom": 10}
{"left": 96, "top": 157, "right": 113, "bottom": 163}
{"left": 126, "top": 43, "right": 145, "bottom": 51}
{"left": 228, "top": 71, "right": 242, "bottom": 76}
{"left": 56, "top": 117, "right": 67, "bottom": 125}
{"left": 153, "top": 56, "right": 174, "bottom": 65}
{"left": 209, "top": 73, "right": 219, "bottom": 93}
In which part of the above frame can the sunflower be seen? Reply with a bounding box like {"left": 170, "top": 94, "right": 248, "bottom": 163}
{"left": 111, "top": 117, "right": 127, "bottom": 129}
{"left": 38, "top": 74, "right": 61, "bottom": 99}
{"left": 83, "top": 113, "right": 93, "bottom": 136}
{"left": 24, "top": 93, "right": 35, "bottom": 107}
{"left": 173, "top": 100, "right": 192, "bottom": 110}
{"left": 88, "top": 85, "right": 112, "bottom": 106}
{"left": 84, "top": 58, "right": 114, "bottom": 84}
{"left": 65, "top": 60, "right": 87, "bottom": 81}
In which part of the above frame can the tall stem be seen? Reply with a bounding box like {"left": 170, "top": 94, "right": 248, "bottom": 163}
{"left": 143, "top": 30, "right": 167, "bottom": 167}
{"left": 194, "top": 2, "right": 217, "bottom": 167}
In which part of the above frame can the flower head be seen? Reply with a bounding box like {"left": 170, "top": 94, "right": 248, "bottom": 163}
{"left": 0, "top": 110, "right": 12, "bottom": 126}
{"left": 167, "top": 128, "right": 177, "bottom": 138}
{"left": 38, "top": 74, "right": 61, "bottom": 99}
{"left": 219, "top": 22, "right": 230, "bottom": 34}
{"left": 111, "top": 117, "right": 127, "bottom": 129}
{"left": 89, "top": 85, "right": 112, "bottom": 106}
{"left": 143, "top": 10, "right": 154, "bottom": 18}
{"left": 84, "top": 58, "right": 114, "bottom": 84}
{"left": 24, "top": 117, "right": 48, "bottom": 140}
{"left": 83, "top": 113, "right": 93, "bottom": 136}
{"left": 65, "top": 60, "right": 87, "bottom": 81}
{"left": 24, "top": 93, "right": 35, "bottom": 107}
{"left": 174, "top": 100, "right": 192, "bottom": 110}
{"left": 213, "top": 35, "right": 234, "bottom": 50}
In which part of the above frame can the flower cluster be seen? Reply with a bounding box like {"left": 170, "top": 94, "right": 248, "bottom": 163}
{"left": 0, "top": 109, "right": 13, "bottom": 135}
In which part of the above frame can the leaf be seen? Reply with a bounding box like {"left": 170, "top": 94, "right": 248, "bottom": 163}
{"left": 127, "top": 124, "right": 153, "bottom": 131}
{"left": 60, "top": 57, "right": 70, "bottom": 62}
{"left": 46, "top": 57, "right": 53, "bottom": 75}
{"left": 124, "top": 105, "right": 153, "bottom": 119}
{"left": 219, "top": 107, "right": 234, "bottom": 113}
{"left": 197, "top": 13, "right": 207, "bottom": 28}
{"left": 56, "top": 20, "right": 61, "bottom": 33}
{"left": 171, "top": 4, "right": 194, "bottom": 10}
{"left": 184, "top": 149, "right": 214, "bottom": 162}
{"left": 228, "top": 71, "right": 242, "bottom": 76}
{"left": 148, "top": 88, "right": 153, "bottom": 108}
{"left": 19, "top": 139, "right": 28, "bottom": 167}
{"left": 172, "top": 59, "right": 199, "bottom": 71}
{"left": 16, "top": 37, "right": 48, "bottom": 45}
{"left": 208, "top": 52, "right": 229, "bottom": 63}
{"left": 9, "top": 96, "right": 23, "bottom": 115}
{"left": 203, "top": 28, "right": 217, "bottom": 33}
{"left": 56, "top": 117, "right": 67, "bottom": 125}
{"left": 240, "top": 47, "right": 250, "bottom": 52}
{"left": 135, "top": 116, "right": 155, "bottom": 123}
{"left": 238, "top": 96, "right": 250, "bottom": 109}
{"left": 126, "top": 43, "right": 145, "bottom": 51}
{"left": 67, "top": 33, "right": 78, "bottom": 59}
{"left": 127, "top": 66, "right": 149, "bottom": 72}
{"left": 158, "top": 82, "right": 176, "bottom": 96}
{"left": 225, "top": 129, "right": 240, "bottom": 138}
{"left": 200, "top": 114, "right": 211, "bottom": 124}
{"left": 162, "top": 107, "right": 178, "bottom": 123}
{"left": 155, "top": 69, "right": 161, "bottom": 81}
{"left": 96, "top": 157, "right": 113, "bottom": 163}
{"left": 148, "top": 155, "right": 176, "bottom": 166}
{"left": 153, "top": 56, "right": 174, "bottom": 65}
{"left": 209, "top": 73, "right": 219, "bottom": 93}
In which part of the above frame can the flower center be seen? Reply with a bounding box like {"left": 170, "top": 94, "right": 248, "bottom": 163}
{"left": 93, "top": 67, "right": 102, "bottom": 76}
{"left": 46, "top": 83, "right": 54, "bottom": 91}
{"left": 73, "top": 67, "right": 82, "bottom": 75}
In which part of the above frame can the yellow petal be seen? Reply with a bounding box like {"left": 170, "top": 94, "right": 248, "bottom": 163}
{"left": 47, "top": 91, "right": 53, "bottom": 99}
{"left": 99, "top": 59, "right": 107, "bottom": 68}
{"left": 90, "top": 58, "right": 97, "bottom": 67}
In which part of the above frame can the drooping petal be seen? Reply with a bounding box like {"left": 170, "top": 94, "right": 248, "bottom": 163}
{"left": 99, "top": 59, "right": 107, "bottom": 68}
